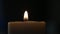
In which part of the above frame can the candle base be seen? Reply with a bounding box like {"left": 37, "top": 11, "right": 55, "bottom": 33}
{"left": 8, "top": 21, "right": 45, "bottom": 34}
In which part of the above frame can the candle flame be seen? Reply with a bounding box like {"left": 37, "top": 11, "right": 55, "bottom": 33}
{"left": 24, "top": 11, "right": 28, "bottom": 20}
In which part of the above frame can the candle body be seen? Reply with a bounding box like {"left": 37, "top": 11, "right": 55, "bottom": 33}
{"left": 8, "top": 21, "right": 45, "bottom": 34}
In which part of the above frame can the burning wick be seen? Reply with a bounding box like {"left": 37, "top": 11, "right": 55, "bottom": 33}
{"left": 24, "top": 11, "right": 28, "bottom": 21}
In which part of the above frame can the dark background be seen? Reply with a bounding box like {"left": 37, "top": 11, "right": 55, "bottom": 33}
{"left": 7, "top": 0, "right": 47, "bottom": 21}
{"left": 0, "top": 0, "right": 60, "bottom": 34}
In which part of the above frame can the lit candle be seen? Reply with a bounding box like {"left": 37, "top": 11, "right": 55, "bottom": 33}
{"left": 24, "top": 11, "right": 28, "bottom": 21}
{"left": 8, "top": 11, "right": 45, "bottom": 34}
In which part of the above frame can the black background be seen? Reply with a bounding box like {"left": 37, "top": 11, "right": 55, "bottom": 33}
{"left": 0, "top": 0, "right": 60, "bottom": 34}
{"left": 7, "top": 0, "right": 47, "bottom": 21}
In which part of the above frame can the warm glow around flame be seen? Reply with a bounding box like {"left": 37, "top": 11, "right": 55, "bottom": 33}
{"left": 24, "top": 11, "right": 28, "bottom": 20}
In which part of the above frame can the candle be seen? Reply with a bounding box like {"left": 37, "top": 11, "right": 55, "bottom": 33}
{"left": 8, "top": 11, "right": 45, "bottom": 34}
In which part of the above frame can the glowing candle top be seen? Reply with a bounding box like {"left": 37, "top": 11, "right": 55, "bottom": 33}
{"left": 24, "top": 11, "right": 28, "bottom": 20}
